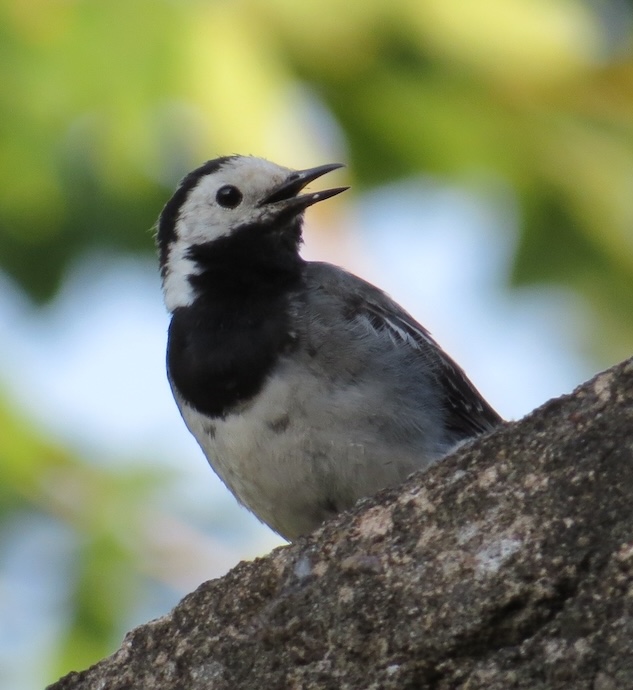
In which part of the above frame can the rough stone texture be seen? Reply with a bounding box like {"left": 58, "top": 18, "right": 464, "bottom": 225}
{"left": 49, "top": 358, "right": 633, "bottom": 690}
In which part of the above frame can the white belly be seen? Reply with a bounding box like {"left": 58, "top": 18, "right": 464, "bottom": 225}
{"left": 175, "top": 358, "right": 444, "bottom": 540}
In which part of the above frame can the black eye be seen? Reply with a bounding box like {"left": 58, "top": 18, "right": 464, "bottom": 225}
{"left": 216, "top": 185, "right": 243, "bottom": 209}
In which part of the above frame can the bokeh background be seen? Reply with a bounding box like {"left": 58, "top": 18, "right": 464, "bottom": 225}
{"left": 1, "top": 0, "right": 632, "bottom": 687}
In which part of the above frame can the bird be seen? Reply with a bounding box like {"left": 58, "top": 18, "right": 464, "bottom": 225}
{"left": 157, "top": 155, "right": 502, "bottom": 541}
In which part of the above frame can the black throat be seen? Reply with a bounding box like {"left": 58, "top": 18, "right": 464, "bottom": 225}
{"left": 166, "top": 218, "right": 305, "bottom": 418}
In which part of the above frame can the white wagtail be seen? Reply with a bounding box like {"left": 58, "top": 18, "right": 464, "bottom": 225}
{"left": 157, "top": 155, "right": 502, "bottom": 541}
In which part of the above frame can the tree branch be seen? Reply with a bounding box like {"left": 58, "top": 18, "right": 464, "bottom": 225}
{"left": 50, "top": 357, "right": 633, "bottom": 689}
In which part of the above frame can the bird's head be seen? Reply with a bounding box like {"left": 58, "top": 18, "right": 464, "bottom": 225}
{"left": 157, "top": 155, "right": 346, "bottom": 312}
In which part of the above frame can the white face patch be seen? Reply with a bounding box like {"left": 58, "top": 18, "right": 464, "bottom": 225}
{"left": 176, "top": 157, "right": 292, "bottom": 245}
{"left": 162, "top": 240, "right": 200, "bottom": 311}
{"left": 160, "top": 156, "right": 293, "bottom": 312}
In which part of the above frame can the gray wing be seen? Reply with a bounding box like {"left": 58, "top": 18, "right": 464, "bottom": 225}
{"left": 305, "top": 262, "right": 503, "bottom": 439}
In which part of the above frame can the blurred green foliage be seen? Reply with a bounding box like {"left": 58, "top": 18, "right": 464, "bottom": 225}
{"left": 1, "top": 0, "right": 632, "bottom": 685}
{"left": 0, "top": 396, "right": 167, "bottom": 680}
{"left": 2, "top": 0, "right": 632, "bottom": 345}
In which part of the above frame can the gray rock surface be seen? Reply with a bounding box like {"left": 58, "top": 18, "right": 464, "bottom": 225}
{"left": 49, "top": 358, "right": 633, "bottom": 689}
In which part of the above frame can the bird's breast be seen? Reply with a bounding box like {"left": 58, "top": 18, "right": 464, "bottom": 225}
{"left": 167, "top": 293, "right": 296, "bottom": 418}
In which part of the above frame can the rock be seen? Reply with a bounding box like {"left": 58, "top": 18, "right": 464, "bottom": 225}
{"left": 49, "top": 358, "right": 633, "bottom": 690}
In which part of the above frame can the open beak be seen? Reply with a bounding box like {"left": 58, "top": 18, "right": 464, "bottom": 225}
{"left": 259, "top": 163, "right": 348, "bottom": 213}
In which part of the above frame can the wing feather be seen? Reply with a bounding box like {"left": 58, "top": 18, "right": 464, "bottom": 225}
{"left": 307, "top": 263, "right": 503, "bottom": 439}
